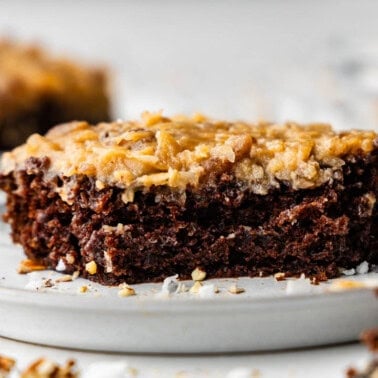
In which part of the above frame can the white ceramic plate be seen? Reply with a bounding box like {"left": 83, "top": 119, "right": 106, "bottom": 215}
{"left": 0, "top": 195, "right": 377, "bottom": 353}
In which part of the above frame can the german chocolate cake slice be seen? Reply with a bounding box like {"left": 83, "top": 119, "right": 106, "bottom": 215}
{"left": 0, "top": 40, "right": 111, "bottom": 150}
{"left": 0, "top": 112, "right": 376, "bottom": 285}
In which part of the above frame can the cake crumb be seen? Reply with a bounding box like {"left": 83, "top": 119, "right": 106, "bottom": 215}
{"left": 274, "top": 272, "right": 286, "bottom": 281}
{"left": 85, "top": 261, "right": 97, "bottom": 275}
{"left": 25, "top": 273, "right": 54, "bottom": 291}
{"left": 17, "top": 259, "right": 46, "bottom": 274}
{"left": 118, "top": 283, "right": 136, "bottom": 297}
{"left": 228, "top": 285, "right": 245, "bottom": 294}
{"left": 72, "top": 271, "right": 80, "bottom": 280}
{"left": 191, "top": 267, "right": 207, "bottom": 282}
{"left": 0, "top": 355, "right": 16, "bottom": 376}
{"left": 55, "top": 275, "right": 73, "bottom": 283}
{"left": 78, "top": 285, "right": 88, "bottom": 293}
{"left": 190, "top": 281, "right": 203, "bottom": 294}
{"left": 329, "top": 280, "right": 367, "bottom": 291}
{"left": 43, "top": 278, "right": 54, "bottom": 288}
{"left": 20, "top": 358, "right": 77, "bottom": 378}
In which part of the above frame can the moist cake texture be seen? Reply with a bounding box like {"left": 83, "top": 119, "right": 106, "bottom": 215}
{"left": 0, "top": 113, "right": 377, "bottom": 285}
{"left": 0, "top": 39, "right": 111, "bottom": 149}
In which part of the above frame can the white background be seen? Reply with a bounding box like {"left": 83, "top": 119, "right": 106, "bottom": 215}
{"left": 1, "top": 0, "right": 378, "bottom": 130}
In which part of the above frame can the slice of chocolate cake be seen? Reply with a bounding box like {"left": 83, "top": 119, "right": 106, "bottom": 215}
{"left": 0, "top": 39, "right": 111, "bottom": 150}
{"left": 0, "top": 112, "right": 377, "bottom": 285}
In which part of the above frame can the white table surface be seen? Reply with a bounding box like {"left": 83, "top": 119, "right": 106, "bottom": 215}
{"left": 0, "top": 336, "right": 371, "bottom": 378}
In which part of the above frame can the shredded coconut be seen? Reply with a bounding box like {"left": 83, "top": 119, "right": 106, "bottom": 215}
{"left": 3, "top": 115, "right": 376, "bottom": 198}
{"left": 228, "top": 284, "right": 245, "bottom": 294}
{"left": 356, "top": 261, "right": 369, "bottom": 275}
{"left": 56, "top": 259, "right": 66, "bottom": 272}
{"left": 155, "top": 274, "right": 179, "bottom": 298}
{"left": 285, "top": 274, "right": 313, "bottom": 295}
{"left": 342, "top": 268, "right": 356, "bottom": 276}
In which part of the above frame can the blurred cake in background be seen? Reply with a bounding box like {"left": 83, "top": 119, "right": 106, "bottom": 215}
{"left": 0, "top": 39, "right": 111, "bottom": 150}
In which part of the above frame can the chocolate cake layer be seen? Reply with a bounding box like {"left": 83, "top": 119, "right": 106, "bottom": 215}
{"left": 0, "top": 151, "right": 376, "bottom": 285}
{"left": 0, "top": 115, "right": 377, "bottom": 285}
{"left": 0, "top": 40, "right": 111, "bottom": 149}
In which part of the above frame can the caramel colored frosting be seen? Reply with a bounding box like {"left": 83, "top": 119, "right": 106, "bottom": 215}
{"left": 1, "top": 112, "right": 376, "bottom": 199}
{"left": 0, "top": 39, "right": 109, "bottom": 119}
